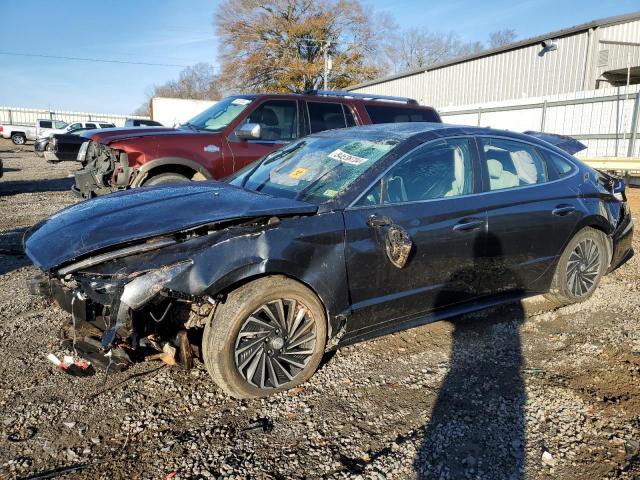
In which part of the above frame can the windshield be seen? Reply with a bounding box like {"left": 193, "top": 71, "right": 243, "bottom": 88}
{"left": 183, "top": 96, "right": 253, "bottom": 132}
{"left": 229, "top": 135, "right": 399, "bottom": 203}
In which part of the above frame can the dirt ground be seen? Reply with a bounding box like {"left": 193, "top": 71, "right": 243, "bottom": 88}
{"left": 0, "top": 139, "right": 638, "bottom": 479}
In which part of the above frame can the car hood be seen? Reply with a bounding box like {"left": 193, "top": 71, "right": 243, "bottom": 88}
{"left": 25, "top": 181, "right": 318, "bottom": 271}
{"left": 82, "top": 127, "right": 208, "bottom": 145}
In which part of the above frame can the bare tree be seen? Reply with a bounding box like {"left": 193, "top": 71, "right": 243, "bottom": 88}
{"left": 488, "top": 29, "right": 517, "bottom": 48}
{"left": 214, "top": 0, "right": 382, "bottom": 93}
{"left": 132, "top": 62, "right": 222, "bottom": 116}
{"left": 382, "top": 27, "right": 517, "bottom": 74}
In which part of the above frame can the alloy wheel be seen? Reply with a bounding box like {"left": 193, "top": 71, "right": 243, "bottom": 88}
{"left": 566, "top": 238, "right": 601, "bottom": 297}
{"left": 234, "top": 299, "right": 317, "bottom": 389}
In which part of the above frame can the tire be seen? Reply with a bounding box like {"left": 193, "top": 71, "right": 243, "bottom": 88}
{"left": 11, "top": 133, "right": 26, "bottom": 145}
{"left": 143, "top": 172, "right": 190, "bottom": 186}
{"left": 202, "top": 275, "right": 327, "bottom": 398}
{"left": 544, "top": 227, "right": 610, "bottom": 306}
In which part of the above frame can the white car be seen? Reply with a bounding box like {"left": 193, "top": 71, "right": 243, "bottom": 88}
{"left": 1, "top": 119, "right": 114, "bottom": 145}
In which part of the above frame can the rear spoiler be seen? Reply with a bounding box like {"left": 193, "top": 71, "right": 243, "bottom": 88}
{"left": 523, "top": 131, "right": 587, "bottom": 155}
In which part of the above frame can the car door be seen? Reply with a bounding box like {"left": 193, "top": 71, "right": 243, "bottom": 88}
{"left": 474, "top": 136, "right": 583, "bottom": 294}
{"left": 227, "top": 99, "right": 301, "bottom": 172}
{"left": 343, "top": 137, "right": 486, "bottom": 335}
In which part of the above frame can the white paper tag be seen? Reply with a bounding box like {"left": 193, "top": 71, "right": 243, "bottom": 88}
{"left": 328, "top": 149, "right": 368, "bottom": 165}
{"left": 231, "top": 98, "right": 251, "bottom": 105}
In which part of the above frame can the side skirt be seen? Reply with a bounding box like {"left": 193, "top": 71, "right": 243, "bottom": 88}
{"left": 338, "top": 290, "right": 533, "bottom": 348}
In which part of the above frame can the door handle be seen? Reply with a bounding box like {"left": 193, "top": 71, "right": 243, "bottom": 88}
{"left": 452, "top": 219, "right": 484, "bottom": 232}
{"left": 367, "top": 214, "right": 392, "bottom": 227}
{"left": 552, "top": 205, "right": 576, "bottom": 216}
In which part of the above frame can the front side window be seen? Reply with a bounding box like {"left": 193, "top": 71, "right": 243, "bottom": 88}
{"left": 480, "top": 138, "right": 548, "bottom": 191}
{"left": 68, "top": 123, "right": 82, "bottom": 130}
{"left": 184, "top": 96, "right": 254, "bottom": 132}
{"left": 365, "top": 105, "right": 440, "bottom": 124}
{"left": 229, "top": 135, "right": 399, "bottom": 203}
{"left": 54, "top": 121, "right": 67, "bottom": 129}
{"left": 307, "top": 102, "right": 347, "bottom": 133}
{"left": 99, "top": 123, "right": 115, "bottom": 128}
{"left": 242, "top": 100, "right": 298, "bottom": 141}
{"left": 358, "top": 138, "right": 475, "bottom": 206}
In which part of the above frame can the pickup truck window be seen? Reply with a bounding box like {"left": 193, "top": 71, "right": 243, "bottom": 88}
{"left": 243, "top": 100, "right": 298, "bottom": 141}
{"left": 39, "top": 121, "right": 53, "bottom": 128}
{"left": 68, "top": 123, "right": 82, "bottom": 130}
{"left": 307, "top": 102, "right": 347, "bottom": 133}
{"left": 54, "top": 121, "right": 67, "bottom": 129}
{"left": 86, "top": 123, "right": 97, "bottom": 129}
{"left": 365, "top": 105, "right": 440, "bottom": 124}
{"left": 185, "top": 96, "right": 254, "bottom": 132}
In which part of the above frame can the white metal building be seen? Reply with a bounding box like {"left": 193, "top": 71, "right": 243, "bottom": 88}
{"left": 348, "top": 12, "right": 640, "bottom": 108}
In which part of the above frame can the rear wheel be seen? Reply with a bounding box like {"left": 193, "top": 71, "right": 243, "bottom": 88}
{"left": 544, "top": 227, "right": 609, "bottom": 306}
{"left": 11, "top": 133, "right": 26, "bottom": 145}
{"left": 202, "top": 276, "right": 327, "bottom": 398}
{"left": 143, "top": 172, "right": 190, "bottom": 186}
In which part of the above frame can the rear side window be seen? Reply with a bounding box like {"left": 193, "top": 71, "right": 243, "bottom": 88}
{"left": 365, "top": 105, "right": 439, "bottom": 124}
{"left": 85, "top": 123, "right": 97, "bottom": 129}
{"left": 546, "top": 152, "right": 575, "bottom": 177}
{"left": 99, "top": 123, "right": 115, "bottom": 128}
{"left": 39, "top": 121, "right": 53, "bottom": 128}
{"left": 307, "top": 102, "right": 348, "bottom": 133}
{"left": 480, "top": 138, "right": 548, "bottom": 191}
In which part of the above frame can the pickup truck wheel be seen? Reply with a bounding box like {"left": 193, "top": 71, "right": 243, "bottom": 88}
{"left": 11, "top": 133, "right": 26, "bottom": 145}
{"left": 202, "top": 276, "right": 327, "bottom": 399}
{"left": 143, "top": 172, "right": 190, "bottom": 186}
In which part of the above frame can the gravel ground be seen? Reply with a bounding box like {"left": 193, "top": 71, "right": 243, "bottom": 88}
{"left": 0, "top": 140, "right": 639, "bottom": 479}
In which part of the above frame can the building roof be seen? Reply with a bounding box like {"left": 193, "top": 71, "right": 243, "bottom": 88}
{"left": 348, "top": 11, "right": 640, "bottom": 90}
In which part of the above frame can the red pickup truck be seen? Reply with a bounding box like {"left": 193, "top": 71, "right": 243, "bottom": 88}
{"left": 72, "top": 90, "right": 441, "bottom": 198}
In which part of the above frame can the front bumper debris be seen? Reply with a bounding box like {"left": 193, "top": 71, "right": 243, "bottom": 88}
{"left": 26, "top": 268, "right": 210, "bottom": 371}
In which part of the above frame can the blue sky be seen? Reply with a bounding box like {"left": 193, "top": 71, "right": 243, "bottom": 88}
{"left": 0, "top": 0, "right": 637, "bottom": 114}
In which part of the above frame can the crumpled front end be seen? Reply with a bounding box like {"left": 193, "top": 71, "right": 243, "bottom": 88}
{"left": 25, "top": 214, "right": 300, "bottom": 371}
{"left": 73, "top": 141, "right": 134, "bottom": 198}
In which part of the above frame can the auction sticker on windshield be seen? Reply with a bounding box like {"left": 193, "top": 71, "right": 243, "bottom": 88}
{"left": 328, "top": 149, "right": 369, "bottom": 166}
{"left": 231, "top": 98, "right": 252, "bottom": 105}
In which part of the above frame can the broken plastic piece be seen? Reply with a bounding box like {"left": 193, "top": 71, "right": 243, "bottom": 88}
{"left": 240, "top": 417, "right": 274, "bottom": 434}
{"left": 46, "top": 353, "right": 95, "bottom": 377}
{"left": 145, "top": 343, "right": 177, "bottom": 366}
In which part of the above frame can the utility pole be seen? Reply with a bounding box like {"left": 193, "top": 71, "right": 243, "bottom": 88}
{"left": 323, "top": 41, "right": 331, "bottom": 90}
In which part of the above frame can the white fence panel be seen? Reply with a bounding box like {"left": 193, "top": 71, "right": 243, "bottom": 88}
{"left": 0, "top": 106, "right": 149, "bottom": 128}
{"left": 439, "top": 84, "right": 640, "bottom": 159}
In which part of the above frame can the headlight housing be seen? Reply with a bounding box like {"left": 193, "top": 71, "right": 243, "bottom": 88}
{"left": 121, "top": 261, "right": 193, "bottom": 309}
{"left": 77, "top": 141, "right": 90, "bottom": 161}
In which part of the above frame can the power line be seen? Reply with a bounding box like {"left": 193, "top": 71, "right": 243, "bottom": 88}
{"left": 0, "top": 51, "right": 189, "bottom": 68}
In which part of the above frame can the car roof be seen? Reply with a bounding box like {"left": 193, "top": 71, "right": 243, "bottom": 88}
{"left": 305, "top": 122, "right": 560, "bottom": 147}
{"left": 225, "top": 93, "right": 436, "bottom": 109}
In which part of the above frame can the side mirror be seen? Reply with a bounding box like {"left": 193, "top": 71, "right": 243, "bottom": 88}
{"left": 236, "top": 123, "right": 261, "bottom": 140}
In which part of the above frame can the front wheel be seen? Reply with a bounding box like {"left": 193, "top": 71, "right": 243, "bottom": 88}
{"left": 143, "top": 172, "right": 190, "bottom": 186}
{"left": 544, "top": 227, "right": 609, "bottom": 306}
{"left": 202, "top": 276, "right": 327, "bottom": 398}
{"left": 11, "top": 133, "right": 26, "bottom": 145}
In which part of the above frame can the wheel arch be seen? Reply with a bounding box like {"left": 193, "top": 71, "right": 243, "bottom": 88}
{"left": 567, "top": 214, "right": 614, "bottom": 266}
{"left": 203, "top": 261, "right": 341, "bottom": 342}
{"left": 132, "top": 157, "right": 213, "bottom": 187}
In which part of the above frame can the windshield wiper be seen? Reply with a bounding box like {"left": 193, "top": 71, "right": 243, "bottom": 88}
{"left": 180, "top": 122, "right": 200, "bottom": 132}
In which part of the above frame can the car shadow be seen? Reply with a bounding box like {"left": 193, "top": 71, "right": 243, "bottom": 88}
{"left": 0, "top": 226, "right": 30, "bottom": 275}
{"left": 414, "top": 231, "right": 526, "bottom": 479}
{"left": 0, "top": 177, "right": 74, "bottom": 196}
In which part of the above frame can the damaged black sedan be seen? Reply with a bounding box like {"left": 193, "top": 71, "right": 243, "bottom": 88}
{"left": 25, "top": 123, "right": 633, "bottom": 398}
